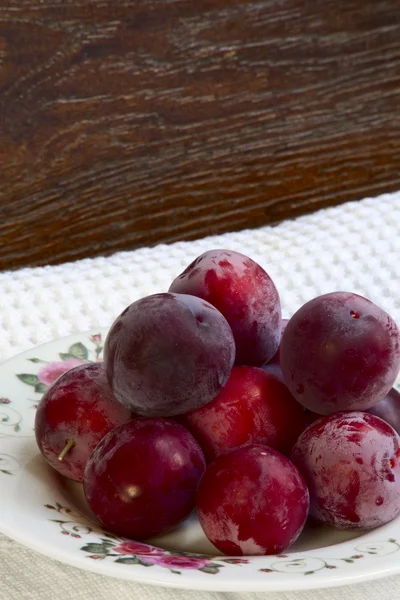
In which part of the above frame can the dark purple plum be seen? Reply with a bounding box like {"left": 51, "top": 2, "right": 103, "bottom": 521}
{"left": 280, "top": 292, "right": 400, "bottom": 414}
{"left": 368, "top": 387, "right": 400, "bottom": 434}
{"left": 180, "top": 366, "right": 308, "bottom": 462}
{"left": 104, "top": 293, "right": 235, "bottom": 417}
{"left": 291, "top": 411, "right": 400, "bottom": 529}
{"left": 197, "top": 444, "right": 309, "bottom": 555}
{"left": 84, "top": 418, "right": 206, "bottom": 539}
{"left": 169, "top": 249, "right": 281, "bottom": 366}
{"left": 34, "top": 363, "right": 134, "bottom": 482}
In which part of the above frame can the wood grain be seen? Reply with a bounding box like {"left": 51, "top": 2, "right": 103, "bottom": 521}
{"left": 1, "top": 0, "right": 400, "bottom": 269}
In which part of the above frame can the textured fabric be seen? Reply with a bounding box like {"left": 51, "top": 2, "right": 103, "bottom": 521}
{"left": 1, "top": 191, "right": 400, "bottom": 599}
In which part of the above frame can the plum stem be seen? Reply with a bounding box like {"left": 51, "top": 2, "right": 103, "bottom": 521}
{"left": 58, "top": 439, "right": 75, "bottom": 461}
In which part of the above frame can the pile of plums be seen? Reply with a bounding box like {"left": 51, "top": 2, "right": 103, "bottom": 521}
{"left": 35, "top": 249, "right": 400, "bottom": 556}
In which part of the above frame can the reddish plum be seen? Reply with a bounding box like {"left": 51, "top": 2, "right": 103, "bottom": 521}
{"left": 180, "top": 366, "right": 308, "bottom": 461}
{"left": 368, "top": 387, "right": 400, "bottom": 435}
{"left": 291, "top": 411, "right": 400, "bottom": 529}
{"left": 104, "top": 293, "right": 235, "bottom": 417}
{"left": 267, "top": 318, "right": 289, "bottom": 367}
{"left": 34, "top": 363, "right": 134, "bottom": 482}
{"left": 169, "top": 249, "right": 281, "bottom": 366}
{"left": 197, "top": 444, "right": 309, "bottom": 555}
{"left": 262, "top": 318, "right": 289, "bottom": 382}
{"left": 84, "top": 418, "right": 206, "bottom": 539}
{"left": 280, "top": 292, "right": 400, "bottom": 414}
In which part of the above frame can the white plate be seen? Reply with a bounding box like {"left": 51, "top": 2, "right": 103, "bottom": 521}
{"left": 1, "top": 330, "right": 400, "bottom": 592}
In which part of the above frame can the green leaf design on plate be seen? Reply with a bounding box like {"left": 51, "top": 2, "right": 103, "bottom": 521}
{"left": 100, "top": 532, "right": 121, "bottom": 542}
{"left": 304, "top": 571, "right": 315, "bottom": 575}
{"left": 174, "top": 551, "right": 210, "bottom": 558}
{"left": 170, "top": 569, "right": 181, "bottom": 575}
{"left": 34, "top": 382, "right": 47, "bottom": 394}
{"left": 81, "top": 543, "right": 111, "bottom": 555}
{"left": 115, "top": 557, "right": 144, "bottom": 565}
{"left": 100, "top": 538, "right": 116, "bottom": 546}
{"left": 199, "top": 565, "right": 221, "bottom": 575}
{"left": 50, "top": 520, "right": 67, "bottom": 524}
{"left": 59, "top": 353, "right": 75, "bottom": 361}
{"left": 67, "top": 343, "right": 89, "bottom": 361}
{"left": 0, "top": 470, "right": 12, "bottom": 475}
{"left": 28, "top": 358, "right": 45, "bottom": 363}
{"left": 17, "top": 374, "right": 39, "bottom": 386}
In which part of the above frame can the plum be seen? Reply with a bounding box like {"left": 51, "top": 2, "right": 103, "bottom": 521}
{"left": 291, "top": 411, "right": 400, "bottom": 529}
{"left": 180, "top": 366, "right": 308, "bottom": 461}
{"left": 262, "top": 318, "right": 289, "bottom": 382}
{"left": 104, "top": 292, "right": 235, "bottom": 417}
{"left": 367, "top": 387, "right": 400, "bottom": 434}
{"left": 34, "top": 363, "right": 134, "bottom": 482}
{"left": 84, "top": 418, "right": 206, "bottom": 539}
{"left": 197, "top": 444, "right": 309, "bottom": 555}
{"left": 169, "top": 249, "right": 281, "bottom": 366}
{"left": 280, "top": 292, "right": 400, "bottom": 414}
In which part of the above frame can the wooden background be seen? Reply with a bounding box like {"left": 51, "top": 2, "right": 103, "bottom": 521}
{"left": 1, "top": 0, "right": 399, "bottom": 270}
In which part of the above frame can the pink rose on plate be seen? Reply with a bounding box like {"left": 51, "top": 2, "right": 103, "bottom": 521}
{"left": 37, "top": 359, "right": 85, "bottom": 387}
{"left": 113, "top": 542, "right": 165, "bottom": 556}
{"left": 150, "top": 555, "right": 211, "bottom": 570}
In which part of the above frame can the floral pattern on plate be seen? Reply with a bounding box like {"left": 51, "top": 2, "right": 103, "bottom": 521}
{"left": 16, "top": 334, "right": 103, "bottom": 396}
{"left": 0, "top": 334, "right": 105, "bottom": 446}
{"left": 45, "top": 502, "right": 224, "bottom": 575}
{"left": 45, "top": 503, "right": 400, "bottom": 577}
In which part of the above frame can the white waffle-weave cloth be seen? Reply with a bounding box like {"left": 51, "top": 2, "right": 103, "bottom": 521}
{"left": 1, "top": 191, "right": 400, "bottom": 600}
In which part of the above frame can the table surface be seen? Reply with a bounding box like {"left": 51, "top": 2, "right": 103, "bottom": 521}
{"left": 1, "top": 0, "right": 400, "bottom": 271}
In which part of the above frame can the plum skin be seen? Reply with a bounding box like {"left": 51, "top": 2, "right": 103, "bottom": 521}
{"left": 180, "top": 366, "right": 308, "bottom": 461}
{"left": 262, "top": 318, "right": 289, "bottom": 382}
{"left": 169, "top": 249, "right": 281, "bottom": 366}
{"left": 84, "top": 418, "right": 206, "bottom": 539}
{"left": 266, "top": 318, "right": 289, "bottom": 367}
{"left": 367, "top": 387, "right": 400, "bottom": 434}
{"left": 280, "top": 291, "right": 400, "bottom": 414}
{"left": 34, "top": 363, "right": 134, "bottom": 482}
{"left": 291, "top": 411, "right": 400, "bottom": 529}
{"left": 104, "top": 292, "right": 235, "bottom": 417}
{"left": 197, "top": 444, "right": 309, "bottom": 555}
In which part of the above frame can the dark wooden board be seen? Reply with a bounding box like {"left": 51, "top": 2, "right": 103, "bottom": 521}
{"left": 1, "top": 0, "right": 399, "bottom": 269}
